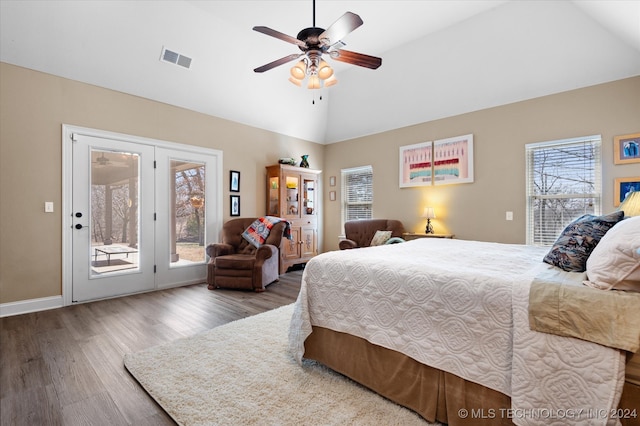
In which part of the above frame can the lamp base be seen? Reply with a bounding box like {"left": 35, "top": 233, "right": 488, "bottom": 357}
{"left": 425, "top": 219, "right": 434, "bottom": 234}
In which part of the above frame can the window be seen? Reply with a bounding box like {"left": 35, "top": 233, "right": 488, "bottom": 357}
{"left": 341, "top": 166, "right": 373, "bottom": 227}
{"left": 526, "top": 135, "right": 601, "bottom": 245}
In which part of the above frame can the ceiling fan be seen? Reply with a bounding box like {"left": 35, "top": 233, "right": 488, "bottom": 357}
{"left": 253, "top": 0, "right": 382, "bottom": 89}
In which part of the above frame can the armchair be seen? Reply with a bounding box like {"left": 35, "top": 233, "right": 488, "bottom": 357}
{"left": 339, "top": 219, "right": 406, "bottom": 250}
{"left": 206, "top": 218, "right": 286, "bottom": 292}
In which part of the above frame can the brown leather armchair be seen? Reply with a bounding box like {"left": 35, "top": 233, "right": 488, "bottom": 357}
{"left": 206, "top": 218, "right": 286, "bottom": 292}
{"left": 339, "top": 219, "right": 406, "bottom": 250}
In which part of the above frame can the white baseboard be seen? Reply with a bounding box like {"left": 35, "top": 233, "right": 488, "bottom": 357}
{"left": 0, "top": 295, "right": 63, "bottom": 318}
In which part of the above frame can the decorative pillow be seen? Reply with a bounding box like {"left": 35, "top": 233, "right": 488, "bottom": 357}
{"left": 543, "top": 211, "right": 625, "bottom": 272}
{"left": 584, "top": 216, "right": 640, "bottom": 292}
{"left": 370, "top": 230, "right": 392, "bottom": 246}
{"left": 385, "top": 237, "right": 406, "bottom": 244}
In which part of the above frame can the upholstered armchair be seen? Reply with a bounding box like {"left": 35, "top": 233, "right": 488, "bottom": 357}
{"left": 206, "top": 218, "right": 286, "bottom": 292}
{"left": 339, "top": 219, "right": 406, "bottom": 250}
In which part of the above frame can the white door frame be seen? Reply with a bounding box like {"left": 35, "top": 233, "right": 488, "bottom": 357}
{"left": 62, "top": 124, "right": 223, "bottom": 306}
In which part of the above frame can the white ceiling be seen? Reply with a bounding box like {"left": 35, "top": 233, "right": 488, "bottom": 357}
{"left": 1, "top": 0, "right": 639, "bottom": 144}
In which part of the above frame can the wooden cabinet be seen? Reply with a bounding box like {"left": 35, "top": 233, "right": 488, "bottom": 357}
{"left": 266, "top": 164, "right": 321, "bottom": 273}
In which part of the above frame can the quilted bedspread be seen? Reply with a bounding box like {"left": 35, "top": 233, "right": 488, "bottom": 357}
{"left": 289, "top": 239, "right": 626, "bottom": 426}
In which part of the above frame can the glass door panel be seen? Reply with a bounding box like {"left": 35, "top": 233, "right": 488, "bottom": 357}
{"left": 90, "top": 149, "right": 141, "bottom": 276}
{"left": 284, "top": 175, "right": 300, "bottom": 218}
{"left": 302, "top": 178, "right": 315, "bottom": 216}
{"left": 170, "top": 159, "right": 206, "bottom": 267}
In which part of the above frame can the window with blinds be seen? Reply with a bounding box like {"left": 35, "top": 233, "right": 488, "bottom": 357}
{"left": 525, "top": 135, "right": 601, "bottom": 246}
{"left": 341, "top": 166, "right": 373, "bottom": 225}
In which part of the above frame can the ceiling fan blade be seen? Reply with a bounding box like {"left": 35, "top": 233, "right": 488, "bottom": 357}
{"left": 319, "top": 12, "right": 363, "bottom": 46}
{"left": 331, "top": 49, "right": 382, "bottom": 69}
{"left": 254, "top": 53, "right": 304, "bottom": 73}
{"left": 253, "top": 26, "right": 307, "bottom": 48}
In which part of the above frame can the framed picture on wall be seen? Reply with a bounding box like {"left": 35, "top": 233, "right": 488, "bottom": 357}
{"left": 613, "top": 132, "right": 640, "bottom": 165}
{"left": 433, "top": 134, "right": 474, "bottom": 185}
{"left": 614, "top": 177, "right": 640, "bottom": 206}
{"left": 230, "top": 170, "right": 240, "bottom": 192}
{"left": 399, "top": 141, "right": 433, "bottom": 187}
{"left": 230, "top": 195, "right": 240, "bottom": 216}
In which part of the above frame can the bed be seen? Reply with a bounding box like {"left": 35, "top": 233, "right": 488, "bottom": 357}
{"left": 289, "top": 235, "right": 640, "bottom": 426}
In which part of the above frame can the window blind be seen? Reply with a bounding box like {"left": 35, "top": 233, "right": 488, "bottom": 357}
{"left": 525, "top": 135, "right": 601, "bottom": 245}
{"left": 342, "top": 165, "right": 373, "bottom": 223}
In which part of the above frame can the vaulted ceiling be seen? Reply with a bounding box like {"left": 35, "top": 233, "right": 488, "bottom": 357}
{"left": 1, "top": 1, "right": 639, "bottom": 144}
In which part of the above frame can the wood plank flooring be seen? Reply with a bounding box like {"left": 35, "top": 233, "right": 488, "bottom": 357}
{"left": 0, "top": 270, "right": 303, "bottom": 426}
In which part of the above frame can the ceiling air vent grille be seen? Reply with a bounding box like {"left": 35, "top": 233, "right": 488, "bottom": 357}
{"left": 160, "top": 47, "right": 192, "bottom": 69}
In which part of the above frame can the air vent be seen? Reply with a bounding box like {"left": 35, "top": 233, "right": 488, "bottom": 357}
{"left": 160, "top": 47, "right": 192, "bottom": 69}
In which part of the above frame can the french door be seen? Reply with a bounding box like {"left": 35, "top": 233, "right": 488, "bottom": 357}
{"left": 65, "top": 127, "right": 221, "bottom": 303}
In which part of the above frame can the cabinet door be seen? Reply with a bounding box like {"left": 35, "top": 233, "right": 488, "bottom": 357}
{"left": 301, "top": 227, "right": 316, "bottom": 258}
{"left": 283, "top": 173, "right": 301, "bottom": 219}
{"left": 282, "top": 227, "right": 301, "bottom": 261}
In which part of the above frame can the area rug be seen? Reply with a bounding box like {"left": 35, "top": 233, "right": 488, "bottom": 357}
{"left": 124, "top": 304, "right": 432, "bottom": 425}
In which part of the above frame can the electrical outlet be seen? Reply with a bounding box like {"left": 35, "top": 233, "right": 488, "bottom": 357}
{"left": 45, "top": 202, "right": 54, "bottom": 213}
{"left": 506, "top": 211, "right": 513, "bottom": 221}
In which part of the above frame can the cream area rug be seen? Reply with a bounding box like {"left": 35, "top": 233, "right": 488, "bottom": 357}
{"left": 124, "top": 304, "right": 432, "bottom": 426}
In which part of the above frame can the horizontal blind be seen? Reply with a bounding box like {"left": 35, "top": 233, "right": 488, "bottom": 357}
{"left": 342, "top": 165, "right": 373, "bottom": 222}
{"left": 526, "top": 135, "right": 601, "bottom": 245}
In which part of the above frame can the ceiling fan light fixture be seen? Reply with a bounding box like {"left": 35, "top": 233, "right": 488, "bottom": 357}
{"left": 317, "top": 60, "right": 333, "bottom": 80}
{"left": 324, "top": 74, "right": 338, "bottom": 87}
{"left": 307, "top": 75, "right": 321, "bottom": 89}
{"left": 290, "top": 60, "right": 307, "bottom": 80}
{"left": 289, "top": 77, "right": 303, "bottom": 87}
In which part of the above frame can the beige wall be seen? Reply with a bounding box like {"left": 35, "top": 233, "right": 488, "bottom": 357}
{"left": 0, "top": 62, "right": 324, "bottom": 304}
{"left": 1, "top": 61, "right": 638, "bottom": 305}
{"left": 323, "top": 76, "right": 640, "bottom": 250}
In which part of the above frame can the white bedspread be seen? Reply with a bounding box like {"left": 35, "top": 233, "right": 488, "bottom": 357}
{"left": 289, "top": 239, "right": 625, "bottom": 426}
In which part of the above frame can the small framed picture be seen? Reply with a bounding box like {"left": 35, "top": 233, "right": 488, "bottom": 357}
{"left": 614, "top": 132, "right": 640, "bottom": 165}
{"left": 329, "top": 176, "right": 336, "bottom": 187}
{"left": 230, "top": 195, "right": 240, "bottom": 216}
{"left": 329, "top": 191, "right": 336, "bottom": 201}
{"left": 614, "top": 177, "right": 640, "bottom": 206}
{"left": 230, "top": 170, "right": 240, "bottom": 192}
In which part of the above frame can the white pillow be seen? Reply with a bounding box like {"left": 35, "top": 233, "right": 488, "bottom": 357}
{"left": 584, "top": 216, "right": 640, "bottom": 292}
{"left": 370, "top": 230, "right": 392, "bottom": 246}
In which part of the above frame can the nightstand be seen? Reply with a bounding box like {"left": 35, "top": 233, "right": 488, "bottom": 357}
{"left": 402, "top": 233, "right": 455, "bottom": 240}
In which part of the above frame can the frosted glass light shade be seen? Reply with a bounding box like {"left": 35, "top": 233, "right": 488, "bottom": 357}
{"left": 290, "top": 60, "right": 307, "bottom": 80}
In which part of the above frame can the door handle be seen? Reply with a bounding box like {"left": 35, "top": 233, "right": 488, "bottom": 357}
{"left": 74, "top": 224, "right": 87, "bottom": 230}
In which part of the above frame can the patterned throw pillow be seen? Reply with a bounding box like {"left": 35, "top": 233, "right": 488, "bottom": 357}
{"left": 543, "top": 211, "right": 625, "bottom": 272}
{"left": 370, "top": 230, "right": 392, "bottom": 246}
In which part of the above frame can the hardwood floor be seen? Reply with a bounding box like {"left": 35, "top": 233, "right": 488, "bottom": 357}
{"left": 0, "top": 271, "right": 303, "bottom": 426}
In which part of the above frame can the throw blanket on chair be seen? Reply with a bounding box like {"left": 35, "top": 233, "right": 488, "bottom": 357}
{"left": 242, "top": 216, "right": 292, "bottom": 248}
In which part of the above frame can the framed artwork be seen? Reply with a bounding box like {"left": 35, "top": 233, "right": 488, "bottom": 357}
{"left": 613, "top": 132, "right": 640, "bottom": 165}
{"left": 230, "top": 170, "right": 240, "bottom": 192}
{"left": 399, "top": 141, "right": 433, "bottom": 187}
{"left": 329, "top": 176, "right": 336, "bottom": 187}
{"left": 329, "top": 191, "right": 336, "bottom": 201}
{"left": 230, "top": 195, "right": 240, "bottom": 216}
{"left": 433, "top": 134, "right": 474, "bottom": 185}
{"left": 614, "top": 177, "right": 640, "bottom": 206}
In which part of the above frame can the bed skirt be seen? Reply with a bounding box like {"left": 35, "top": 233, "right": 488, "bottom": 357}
{"left": 304, "top": 326, "right": 640, "bottom": 426}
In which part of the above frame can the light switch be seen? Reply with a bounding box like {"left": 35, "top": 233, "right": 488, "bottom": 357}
{"left": 506, "top": 211, "right": 513, "bottom": 221}
{"left": 45, "top": 202, "right": 54, "bottom": 213}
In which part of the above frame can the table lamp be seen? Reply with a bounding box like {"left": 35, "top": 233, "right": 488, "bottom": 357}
{"left": 422, "top": 207, "right": 436, "bottom": 234}
{"left": 618, "top": 190, "right": 640, "bottom": 216}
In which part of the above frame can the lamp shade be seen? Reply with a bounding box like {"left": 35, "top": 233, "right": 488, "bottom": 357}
{"left": 422, "top": 207, "right": 436, "bottom": 219}
{"left": 317, "top": 60, "right": 333, "bottom": 80}
{"left": 307, "top": 75, "right": 321, "bottom": 89}
{"left": 618, "top": 190, "right": 640, "bottom": 217}
{"left": 290, "top": 60, "right": 307, "bottom": 80}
